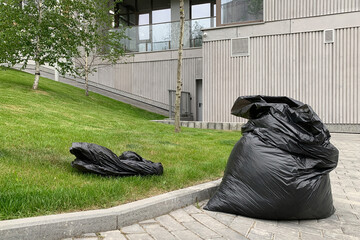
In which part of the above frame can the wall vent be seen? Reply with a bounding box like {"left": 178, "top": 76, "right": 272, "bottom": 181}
{"left": 324, "top": 29, "right": 334, "bottom": 44}
{"left": 231, "top": 37, "right": 250, "bottom": 57}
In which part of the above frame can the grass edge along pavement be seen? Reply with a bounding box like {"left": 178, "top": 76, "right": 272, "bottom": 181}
{"left": 0, "top": 179, "right": 221, "bottom": 240}
{"left": 0, "top": 68, "right": 241, "bottom": 220}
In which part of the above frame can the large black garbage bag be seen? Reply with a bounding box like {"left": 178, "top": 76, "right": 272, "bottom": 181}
{"left": 205, "top": 96, "right": 339, "bottom": 220}
{"left": 70, "top": 142, "right": 163, "bottom": 176}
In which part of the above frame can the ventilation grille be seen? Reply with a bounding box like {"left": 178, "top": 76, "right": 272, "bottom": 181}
{"left": 232, "top": 37, "right": 250, "bottom": 57}
{"left": 324, "top": 29, "right": 334, "bottom": 44}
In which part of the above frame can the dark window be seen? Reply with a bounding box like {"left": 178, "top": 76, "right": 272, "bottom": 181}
{"left": 152, "top": 0, "right": 171, "bottom": 10}
{"left": 137, "top": 0, "right": 151, "bottom": 12}
{"left": 114, "top": 0, "right": 171, "bottom": 28}
{"left": 190, "top": 1, "right": 216, "bottom": 47}
{"left": 218, "top": 0, "right": 263, "bottom": 25}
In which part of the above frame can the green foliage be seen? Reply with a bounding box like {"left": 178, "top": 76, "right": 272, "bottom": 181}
{"left": 0, "top": 0, "right": 78, "bottom": 73}
{"left": 72, "top": 0, "right": 128, "bottom": 78}
{"left": 0, "top": 0, "right": 127, "bottom": 84}
{"left": 0, "top": 69, "right": 242, "bottom": 220}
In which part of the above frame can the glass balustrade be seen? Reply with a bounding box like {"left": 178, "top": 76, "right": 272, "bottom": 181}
{"left": 117, "top": 17, "right": 216, "bottom": 52}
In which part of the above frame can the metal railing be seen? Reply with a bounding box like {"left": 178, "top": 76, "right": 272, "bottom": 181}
{"left": 117, "top": 17, "right": 216, "bottom": 52}
{"left": 168, "top": 90, "right": 193, "bottom": 120}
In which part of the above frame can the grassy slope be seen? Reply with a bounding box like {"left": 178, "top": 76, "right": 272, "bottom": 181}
{"left": 0, "top": 68, "right": 241, "bottom": 220}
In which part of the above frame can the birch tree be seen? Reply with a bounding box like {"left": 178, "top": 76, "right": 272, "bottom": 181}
{"left": 174, "top": 0, "right": 185, "bottom": 133}
{"left": 72, "top": 2, "right": 127, "bottom": 96}
{"left": 0, "top": 0, "right": 82, "bottom": 89}
{"left": 0, "top": 0, "right": 126, "bottom": 92}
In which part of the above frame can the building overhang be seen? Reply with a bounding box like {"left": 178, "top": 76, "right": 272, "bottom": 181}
{"left": 202, "top": 11, "right": 360, "bottom": 42}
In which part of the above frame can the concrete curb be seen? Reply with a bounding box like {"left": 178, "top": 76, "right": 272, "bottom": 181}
{"left": 152, "top": 120, "right": 243, "bottom": 131}
{"left": 153, "top": 120, "right": 360, "bottom": 134}
{"left": 0, "top": 179, "right": 221, "bottom": 240}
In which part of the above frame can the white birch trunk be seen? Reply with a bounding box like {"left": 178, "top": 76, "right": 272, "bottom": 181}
{"left": 54, "top": 63, "right": 59, "bottom": 82}
{"left": 174, "top": 0, "right": 185, "bottom": 133}
{"left": 32, "top": 60, "right": 40, "bottom": 90}
{"left": 85, "top": 53, "right": 89, "bottom": 96}
{"left": 32, "top": 0, "right": 42, "bottom": 90}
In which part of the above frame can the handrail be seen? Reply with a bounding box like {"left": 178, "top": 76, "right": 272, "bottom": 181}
{"left": 113, "top": 16, "right": 216, "bottom": 29}
{"left": 118, "top": 16, "right": 215, "bottom": 52}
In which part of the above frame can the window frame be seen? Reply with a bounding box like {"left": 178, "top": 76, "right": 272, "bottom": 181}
{"left": 190, "top": 0, "right": 217, "bottom": 20}
{"left": 215, "top": 0, "right": 264, "bottom": 26}
{"left": 114, "top": 0, "right": 172, "bottom": 28}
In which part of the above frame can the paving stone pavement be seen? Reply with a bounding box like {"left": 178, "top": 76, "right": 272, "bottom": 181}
{"left": 65, "top": 133, "right": 360, "bottom": 240}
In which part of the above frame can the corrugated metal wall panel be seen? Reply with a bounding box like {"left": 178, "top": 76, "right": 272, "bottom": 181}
{"left": 182, "top": 58, "right": 197, "bottom": 116}
{"left": 89, "top": 55, "right": 200, "bottom": 119}
{"left": 203, "top": 27, "right": 360, "bottom": 124}
{"left": 132, "top": 60, "right": 175, "bottom": 103}
{"left": 265, "top": 0, "right": 360, "bottom": 22}
{"left": 96, "top": 65, "right": 114, "bottom": 87}
{"left": 99, "top": 57, "right": 199, "bottom": 118}
{"left": 114, "top": 63, "right": 132, "bottom": 92}
{"left": 334, "top": 27, "right": 360, "bottom": 124}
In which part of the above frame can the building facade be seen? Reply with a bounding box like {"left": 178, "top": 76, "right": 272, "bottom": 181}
{"left": 89, "top": 0, "right": 359, "bottom": 128}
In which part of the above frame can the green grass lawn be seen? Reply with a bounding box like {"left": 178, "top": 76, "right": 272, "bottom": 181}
{"left": 0, "top": 68, "right": 241, "bottom": 220}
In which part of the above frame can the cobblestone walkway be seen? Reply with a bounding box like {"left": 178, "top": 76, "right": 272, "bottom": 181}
{"left": 65, "top": 133, "right": 360, "bottom": 240}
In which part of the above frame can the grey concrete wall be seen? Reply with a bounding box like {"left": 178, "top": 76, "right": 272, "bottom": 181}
{"left": 264, "top": 0, "right": 360, "bottom": 22}
{"left": 202, "top": 11, "right": 360, "bottom": 125}
{"left": 203, "top": 11, "right": 360, "bottom": 41}
{"left": 89, "top": 48, "right": 202, "bottom": 120}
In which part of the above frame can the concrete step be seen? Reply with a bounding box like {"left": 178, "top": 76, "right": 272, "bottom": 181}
{"left": 152, "top": 120, "right": 243, "bottom": 131}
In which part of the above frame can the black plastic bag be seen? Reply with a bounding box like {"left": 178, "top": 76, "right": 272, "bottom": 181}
{"left": 70, "top": 142, "right": 163, "bottom": 176}
{"left": 205, "top": 96, "right": 339, "bottom": 220}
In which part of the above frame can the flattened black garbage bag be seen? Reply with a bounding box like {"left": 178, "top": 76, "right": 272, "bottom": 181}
{"left": 204, "top": 96, "right": 339, "bottom": 220}
{"left": 70, "top": 142, "right": 163, "bottom": 176}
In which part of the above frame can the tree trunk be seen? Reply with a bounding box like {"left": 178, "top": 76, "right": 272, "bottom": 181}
{"left": 85, "top": 53, "right": 89, "bottom": 96}
{"left": 54, "top": 63, "right": 59, "bottom": 82}
{"left": 174, "top": 0, "right": 185, "bottom": 133}
{"left": 32, "top": 0, "right": 42, "bottom": 90}
{"left": 32, "top": 60, "right": 40, "bottom": 90}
